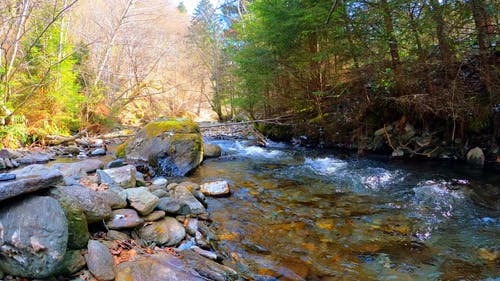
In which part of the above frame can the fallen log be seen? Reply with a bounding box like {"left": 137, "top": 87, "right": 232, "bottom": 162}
{"left": 45, "top": 129, "right": 87, "bottom": 146}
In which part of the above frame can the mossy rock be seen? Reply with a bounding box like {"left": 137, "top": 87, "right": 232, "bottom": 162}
{"left": 49, "top": 189, "right": 90, "bottom": 249}
{"left": 120, "top": 118, "right": 204, "bottom": 176}
{"left": 143, "top": 117, "right": 199, "bottom": 137}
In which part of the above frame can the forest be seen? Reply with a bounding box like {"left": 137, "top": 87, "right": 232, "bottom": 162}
{"left": 0, "top": 1, "right": 499, "bottom": 280}
{"left": 0, "top": 0, "right": 498, "bottom": 161}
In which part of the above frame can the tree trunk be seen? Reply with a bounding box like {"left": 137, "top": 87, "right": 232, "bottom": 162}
{"left": 380, "top": 0, "right": 401, "bottom": 92}
{"left": 4, "top": 0, "right": 30, "bottom": 102}
{"left": 470, "top": 0, "right": 494, "bottom": 98}
{"left": 342, "top": 3, "right": 359, "bottom": 69}
{"left": 429, "top": 0, "right": 452, "bottom": 64}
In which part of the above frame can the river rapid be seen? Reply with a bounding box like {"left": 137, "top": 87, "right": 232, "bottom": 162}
{"left": 190, "top": 140, "right": 499, "bottom": 281}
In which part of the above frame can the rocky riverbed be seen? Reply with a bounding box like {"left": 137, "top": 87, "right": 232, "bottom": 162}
{"left": 0, "top": 118, "right": 242, "bottom": 281}
{"left": 0, "top": 158, "right": 239, "bottom": 281}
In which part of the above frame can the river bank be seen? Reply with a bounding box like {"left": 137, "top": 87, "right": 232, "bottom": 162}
{"left": 0, "top": 120, "right": 243, "bottom": 281}
{"left": 0, "top": 121, "right": 498, "bottom": 280}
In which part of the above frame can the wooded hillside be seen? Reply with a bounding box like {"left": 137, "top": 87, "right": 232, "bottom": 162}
{"left": 0, "top": 0, "right": 498, "bottom": 159}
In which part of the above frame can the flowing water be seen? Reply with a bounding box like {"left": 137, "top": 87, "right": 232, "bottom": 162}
{"left": 190, "top": 140, "right": 499, "bottom": 281}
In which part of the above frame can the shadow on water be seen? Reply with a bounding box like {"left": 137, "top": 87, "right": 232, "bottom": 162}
{"left": 190, "top": 140, "right": 500, "bottom": 281}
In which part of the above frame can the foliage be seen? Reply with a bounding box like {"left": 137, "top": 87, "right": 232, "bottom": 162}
{"left": 0, "top": 0, "right": 84, "bottom": 147}
{"left": 189, "top": 0, "right": 237, "bottom": 121}
{"left": 230, "top": 0, "right": 499, "bottom": 146}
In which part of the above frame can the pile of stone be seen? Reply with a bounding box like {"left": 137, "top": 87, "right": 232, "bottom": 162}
{"left": 0, "top": 159, "right": 235, "bottom": 281}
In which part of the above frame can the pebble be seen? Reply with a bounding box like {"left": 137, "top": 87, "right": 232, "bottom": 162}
{"left": 190, "top": 245, "right": 218, "bottom": 260}
{"left": 142, "top": 210, "right": 166, "bottom": 221}
{"left": 106, "top": 159, "right": 125, "bottom": 169}
{"left": 91, "top": 148, "right": 106, "bottom": 156}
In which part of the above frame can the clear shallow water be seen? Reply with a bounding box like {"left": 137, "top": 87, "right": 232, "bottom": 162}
{"left": 191, "top": 140, "right": 500, "bottom": 281}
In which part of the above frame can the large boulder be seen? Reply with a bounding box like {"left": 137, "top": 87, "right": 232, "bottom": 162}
{"left": 0, "top": 165, "right": 63, "bottom": 202}
{"left": 0, "top": 196, "right": 68, "bottom": 278}
{"left": 117, "top": 118, "right": 203, "bottom": 176}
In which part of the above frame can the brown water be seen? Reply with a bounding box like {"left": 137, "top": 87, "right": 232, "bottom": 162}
{"left": 190, "top": 140, "right": 499, "bottom": 281}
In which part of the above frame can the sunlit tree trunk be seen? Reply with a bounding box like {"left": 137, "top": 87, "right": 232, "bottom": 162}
{"left": 4, "top": 0, "right": 30, "bottom": 102}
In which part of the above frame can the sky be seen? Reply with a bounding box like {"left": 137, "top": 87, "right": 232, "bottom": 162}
{"left": 175, "top": 0, "right": 220, "bottom": 15}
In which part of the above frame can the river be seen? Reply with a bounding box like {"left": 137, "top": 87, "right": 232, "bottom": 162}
{"left": 190, "top": 140, "right": 499, "bottom": 280}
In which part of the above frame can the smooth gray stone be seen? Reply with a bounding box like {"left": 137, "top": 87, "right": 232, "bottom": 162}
{"left": 0, "top": 196, "right": 68, "bottom": 278}
{"left": 0, "top": 165, "right": 63, "bottom": 202}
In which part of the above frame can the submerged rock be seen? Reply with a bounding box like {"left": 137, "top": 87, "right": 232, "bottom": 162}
{"left": 0, "top": 196, "right": 68, "bottom": 278}
{"left": 182, "top": 250, "right": 238, "bottom": 281}
{"left": 117, "top": 117, "right": 203, "bottom": 176}
{"left": 116, "top": 253, "right": 205, "bottom": 281}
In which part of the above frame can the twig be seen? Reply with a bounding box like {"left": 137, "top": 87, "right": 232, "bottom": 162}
{"left": 383, "top": 124, "right": 396, "bottom": 151}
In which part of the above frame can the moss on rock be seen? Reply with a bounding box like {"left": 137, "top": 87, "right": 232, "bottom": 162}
{"left": 143, "top": 118, "right": 199, "bottom": 138}
{"left": 115, "top": 142, "right": 127, "bottom": 158}
{"left": 120, "top": 117, "right": 204, "bottom": 176}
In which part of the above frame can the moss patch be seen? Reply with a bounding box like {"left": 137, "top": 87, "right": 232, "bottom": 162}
{"left": 142, "top": 118, "right": 200, "bottom": 138}
{"left": 115, "top": 142, "right": 127, "bottom": 158}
